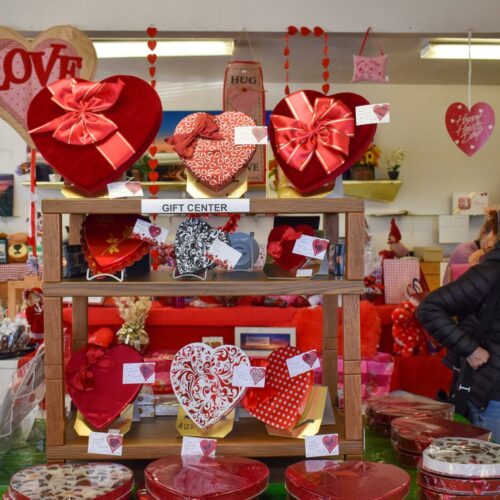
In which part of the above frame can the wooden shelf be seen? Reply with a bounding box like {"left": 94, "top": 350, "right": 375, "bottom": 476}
{"left": 46, "top": 412, "right": 361, "bottom": 460}
{"left": 343, "top": 180, "right": 402, "bottom": 203}
{"left": 43, "top": 272, "right": 364, "bottom": 297}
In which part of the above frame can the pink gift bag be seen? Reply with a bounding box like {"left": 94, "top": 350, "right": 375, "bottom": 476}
{"left": 383, "top": 258, "right": 420, "bottom": 304}
{"left": 352, "top": 27, "right": 388, "bottom": 83}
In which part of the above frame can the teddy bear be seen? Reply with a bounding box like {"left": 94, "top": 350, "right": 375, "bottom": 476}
{"left": 4, "top": 232, "right": 30, "bottom": 263}
{"left": 391, "top": 300, "right": 428, "bottom": 356}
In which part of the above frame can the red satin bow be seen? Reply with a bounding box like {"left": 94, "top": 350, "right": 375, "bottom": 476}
{"left": 167, "top": 113, "right": 224, "bottom": 158}
{"left": 271, "top": 91, "right": 355, "bottom": 174}
{"left": 67, "top": 345, "right": 113, "bottom": 392}
{"left": 268, "top": 227, "right": 302, "bottom": 259}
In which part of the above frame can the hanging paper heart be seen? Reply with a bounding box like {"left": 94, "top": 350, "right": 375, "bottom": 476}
{"left": 81, "top": 214, "right": 151, "bottom": 275}
{"left": 65, "top": 344, "right": 143, "bottom": 429}
{"left": 171, "top": 342, "right": 250, "bottom": 429}
{"left": 242, "top": 346, "right": 313, "bottom": 430}
{"left": 445, "top": 102, "right": 495, "bottom": 156}
{"left": 174, "top": 218, "right": 230, "bottom": 276}
{"left": 27, "top": 74, "right": 162, "bottom": 194}
{"left": 269, "top": 90, "right": 376, "bottom": 194}
{"left": 0, "top": 25, "right": 97, "bottom": 147}
{"left": 168, "top": 111, "right": 256, "bottom": 192}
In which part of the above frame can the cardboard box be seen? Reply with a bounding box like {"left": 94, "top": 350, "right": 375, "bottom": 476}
{"left": 413, "top": 246, "right": 443, "bottom": 262}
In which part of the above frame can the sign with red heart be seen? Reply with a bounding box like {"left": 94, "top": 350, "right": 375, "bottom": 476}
{"left": 445, "top": 102, "right": 495, "bottom": 156}
{"left": 0, "top": 25, "right": 97, "bottom": 147}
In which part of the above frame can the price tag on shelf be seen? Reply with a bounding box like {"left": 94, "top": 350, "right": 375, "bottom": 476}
{"left": 88, "top": 431, "right": 123, "bottom": 456}
{"left": 181, "top": 436, "right": 217, "bottom": 457}
{"left": 122, "top": 362, "right": 155, "bottom": 384}
{"left": 287, "top": 349, "right": 320, "bottom": 377}
{"left": 305, "top": 433, "right": 340, "bottom": 457}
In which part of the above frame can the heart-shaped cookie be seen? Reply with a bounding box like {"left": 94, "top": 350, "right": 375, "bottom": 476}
{"left": 81, "top": 214, "right": 151, "bottom": 275}
{"left": 174, "top": 218, "right": 230, "bottom": 276}
{"left": 65, "top": 344, "right": 143, "bottom": 429}
{"left": 0, "top": 25, "right": 97, "bottom": 147}
{"left": 171, "top": 342, "right": 250, "bottom": 429}
{"left": 27, "top": 75, "right": 162, "bottom": 194}
{"left": 269, "top": 90, "right": 376, "bottom": 194}
{"left": 242, "top": 346, "right": 313, "bottom": 430}
{"left": 171, "top": 111, "right": 256, "bottom": 191}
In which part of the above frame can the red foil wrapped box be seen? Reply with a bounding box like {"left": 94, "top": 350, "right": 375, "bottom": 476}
{"left": 144, "top": 456, "right": 269, "bottom": 499}
{"left": 393, "top": 445, "right": 422, "bottom": 468}
{"left": 284, "top": 460, "right": 410, "bottom": 500}
{"left": 418, "top": 468, "right": 500, "bottom": 496}
{"left": 418, "top": 485, "right": 490, "bottom": 499}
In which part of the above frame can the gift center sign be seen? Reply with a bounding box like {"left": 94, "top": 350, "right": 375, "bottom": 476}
{"left": 141, "top": 199, "right": 250, "bottom": 214}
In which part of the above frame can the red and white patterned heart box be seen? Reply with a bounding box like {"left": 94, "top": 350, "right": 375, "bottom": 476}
{"left": 168, "top": 111, "right": 256, "bottom": 192}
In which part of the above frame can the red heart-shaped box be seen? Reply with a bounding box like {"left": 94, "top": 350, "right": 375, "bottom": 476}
{"left": 81, "top": 214, "right": 151, "bottom": 275}
{"left": 269, "top": 90, "right": 376, "bottom": 194}
{"left": 27, "top": 75, "right": 162, "bottom": 194}
{"left": 267, "top": 225, "right": 315, "bottom": 271}
{"left": 65, "top": 344, "right": 143, "bottom": 430}
{"left": 242, "top": 346, "right": 313, "bottom": 430}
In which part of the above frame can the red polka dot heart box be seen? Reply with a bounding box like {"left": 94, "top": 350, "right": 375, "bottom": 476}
{"left": 241, "top": 346, "right": 313, "bottom": 430}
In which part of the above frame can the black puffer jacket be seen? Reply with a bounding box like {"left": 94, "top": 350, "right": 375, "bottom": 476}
{"left": 416, "top": 243, "right": 500, "bottom": 409}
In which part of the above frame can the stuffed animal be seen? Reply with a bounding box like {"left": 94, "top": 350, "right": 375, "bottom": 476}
{"left": 391, "top": 300, "right": 427, "bottom": 356}
{"left": 379, "top": 219, "right": 409, "bottom": 260}
{"left": 7, "top": 232, "right": 29, "bottom": 263}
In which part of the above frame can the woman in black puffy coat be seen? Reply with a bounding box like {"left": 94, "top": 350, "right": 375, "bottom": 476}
{"left": 416, "top": 212, "right": 500, "bottom": 443}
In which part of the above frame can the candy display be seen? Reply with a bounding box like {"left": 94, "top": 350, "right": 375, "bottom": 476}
{"left": 5, "top": 463, "right": 133, "bottom": 499}
{"left": 0, "top": 317, "right": 30, "bottom": 354}
{"left": 144, "top": 456, "right": 269, "bottom": 499}
{"left": 284, "top": 460, "right": 410, "bottom": 499}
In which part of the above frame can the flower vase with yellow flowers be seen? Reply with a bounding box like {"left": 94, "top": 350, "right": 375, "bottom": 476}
{"left": 349, "top": 144, "right": 381, "bottom": 180}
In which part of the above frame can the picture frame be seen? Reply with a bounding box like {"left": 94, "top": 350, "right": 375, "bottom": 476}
{"left": 234, "top": 327, "right": 296, "bottom": 356}
{"left": 0, "top": 238, "right": 8, "bottom": 264}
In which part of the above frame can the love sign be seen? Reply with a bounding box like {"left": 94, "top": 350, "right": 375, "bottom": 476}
{"left": 0, "top": 25, "right": 97, "bottom": 147}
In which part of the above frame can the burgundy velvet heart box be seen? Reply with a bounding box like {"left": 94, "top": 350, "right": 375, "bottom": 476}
{"left": 27, "top": 75, "right": 162, "bottom": 194}
{"left": 6, "top": 463, "right": 133, "bottom": 500}
{"left": 284, "top": 460, "right": 410, "bottom": 500}
{"left": 144, "top": 456, "right": 269, "bottom": 499}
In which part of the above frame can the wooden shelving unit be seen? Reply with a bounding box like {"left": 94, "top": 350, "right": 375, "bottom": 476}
{"left": 42, "top": 198, "right": 365, "bottom": 461}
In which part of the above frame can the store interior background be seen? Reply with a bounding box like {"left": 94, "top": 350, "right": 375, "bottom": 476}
{"left": 2, "top": 0, "right": 500, "bottom": 252}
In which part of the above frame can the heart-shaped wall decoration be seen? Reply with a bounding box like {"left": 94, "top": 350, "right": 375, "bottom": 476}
{"left": 27, "top": 75, "right": 162, "bottom": 194}
{"left": 170, "top": 342, "right": 250, "bottom": 429}
{"left": 0, "top": 25, "right": 97, "bottom": 147}
{"left": 269, "top": 90, "right": 376, "bottom": 194}
{"left": 445, "top": 102, "right": 495, "bottom": 156}
{"left": 169, "top": 111, "right": 256, "bottom": 192}
{"left": 242, "top": 346, "right": 313, "bottom": 430}
{"left": 174, "top": 218, "right": 230, "bottom": 276}
{"left": 65, "top": 344, "right": 143, "bottom": 429}
{"left": 81, "top": 214, "right": 151, "bottom": 275}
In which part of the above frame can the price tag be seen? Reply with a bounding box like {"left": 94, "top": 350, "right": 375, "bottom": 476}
{"left": 123, "top": 363, "right": 155, "bottom": 384}
{"left": 181, "top": 436, "right": 217, "bottom": 457}
{"left": 355, "top": 103, "right": 390, "bottom": 124}
{"left": 88, "top": 431, "right": 123, "bottom": 456}
{"left": 292, "top": 234, "right": 329, "bottom": 260}
{"left": 305, "top": 433, "right": 339, "bottom": 457}
{"left": 232, "top": 365, "right": 266, "bottom": 387}
{"left": 287, "top": 349, "right": 320, "bottom": 377}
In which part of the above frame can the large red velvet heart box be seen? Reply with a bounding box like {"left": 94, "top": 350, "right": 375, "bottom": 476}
{"left": 7, "top": 463, "right": 134, "bottom": 500}
{"left": 285, "top": 460, "right": 410, "bottom": 500}
{"left": 241, "top": 346, "right": 313, "bottom": 430}
{"left": 144, "top": 456, "right": 269, "bottom": 500}
{"left": 27, "top": 75, "right": 162, "bottom": 194}
{"left": 81, "top": 214, "right": 151, "bottom": 275}
{"left": 65, "top": 344, "right": 143, "bottom": 430}
{"left": 269, "top": 90, "right": 376, "bottom": 194}
{"left": 168, "top": 111, "right": 256, "bottom": 192}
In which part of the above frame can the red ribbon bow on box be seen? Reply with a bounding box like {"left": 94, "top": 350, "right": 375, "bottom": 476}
{"left": 267, "top": 227, "right": 303, "bottom": 259}
{"left": 67, "top": 345, "right": 113, "bottom": 392}
{"left": 29, "top": 78, "right": 135, "bottom": 170}
{"left": 166, "top": 113, "right": 224, "bottom": 158}
{"left": 270, "top": 91, "right": 354, "bottom": 174}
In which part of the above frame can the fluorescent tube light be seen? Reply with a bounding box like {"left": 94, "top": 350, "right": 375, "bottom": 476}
{"left": 94, "top": 39, "right": 234, "bottom": 58}
{"left": 421, "top": 39, "right": 500, "bottom": 59}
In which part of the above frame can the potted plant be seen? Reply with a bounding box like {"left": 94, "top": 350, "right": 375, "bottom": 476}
{"left": 129, "top": 154, "right": 150, "bottom": 181}
{"left": 350, "top": 144, "right": 381, "bottom": 180}
{"left": 386, "top": 148, "right": 405, "bottom": 180}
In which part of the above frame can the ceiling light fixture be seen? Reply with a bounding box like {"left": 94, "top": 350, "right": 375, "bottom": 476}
{"left": 421, "top": 38, "right": 500, "bottom": 59}
{"left": 93, "top": 39, "right": 234, "bottom": 58}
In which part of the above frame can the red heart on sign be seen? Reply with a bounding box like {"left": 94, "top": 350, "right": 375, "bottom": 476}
{"left": 312, "top": 238, "right": 328, "bottom": 256}
{"left": 251, "top": 126, "right": 267, "bottom": 143}
{"left": 250, "top": 367, "right": 265, "bottom": 385}
{"left": 200, "top": 439, "right": 216, "bottom": 456}
{"left": 148, "top": 225, "right": 161, "bottom": 238}
{"left": 373, "top": 104, "right": 389, "bottom": 121}
{"left": 107, "top": 434, "right": 123, "bottom": 453}
{"left": 139, "top": 363, "right": 155, "bottom": 381}
{"left": 322, "top": 434, "right": 339, "bottom": 453}
{"left": 66, "top": 344, "right": 143, "bottom": 429}
{"left": 302, "top": 350, "right": 318, "bottom": 367}
{"left": 445, "top": 102, "right": 495, "bottom": 156}
{"left": 125, "top": 181, "right": 142, "bottom": 195}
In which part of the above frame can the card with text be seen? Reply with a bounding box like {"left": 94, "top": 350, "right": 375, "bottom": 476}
{"left": 356, "top": 103, "right": 390, "bottom": 125}
{"left": 132, "top": 219, "right": 168, "bottom": 245}
{"left": 107, "top": 181, "right": 143, "bottom": 199}
{"left": 305, "top": 433, "right": 339, "bottom": 457}
{"left": 287, "top": 350, "right": 321, "bottom": 377}
{"left": 123, "top": 362, "right": 155, "bottom": 384}
{"left": 88, "top": 431, "right": 123, "bottom": 456}
{"left": 232, "top": 365, "right": 266, "bottom": 388}
{"left": 234, "top": 126, "right": 268, "bottom": 145}
{"left": 292, "top": 234, "right": 329, "bottom": 260}
{"left": 181, "top": 436, "right": 217, "bottom": 457}
{"left": 206, "top": 238, "right": 242, "bottom": 270}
